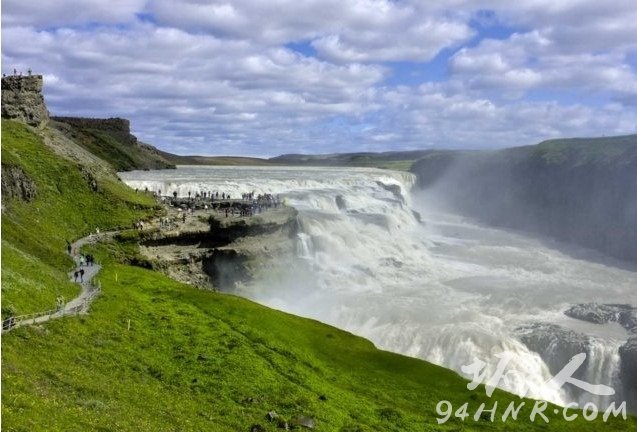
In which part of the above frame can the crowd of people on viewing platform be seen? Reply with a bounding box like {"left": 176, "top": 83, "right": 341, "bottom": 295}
{"left": 132, "top": 187, "right": 283, "bottom": 230}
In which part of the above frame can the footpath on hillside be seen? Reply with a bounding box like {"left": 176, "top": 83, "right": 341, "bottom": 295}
{"left": 2, "top": 231, "right": 115, "bottom": 332}
{"left": 3, "top": 195, "right": 286, "bottom": 331}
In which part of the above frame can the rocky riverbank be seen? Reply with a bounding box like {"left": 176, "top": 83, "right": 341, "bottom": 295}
{"left": 136, "top": 199, "right": 297, "bottom": 291}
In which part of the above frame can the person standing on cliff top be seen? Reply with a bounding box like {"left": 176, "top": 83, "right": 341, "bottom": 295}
{"left": 28, "top": 69, "right": 32, "bottom": 76}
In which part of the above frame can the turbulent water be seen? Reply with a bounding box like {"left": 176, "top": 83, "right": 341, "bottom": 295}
{"left": 120, "top": 165, "right": 637, "bottom": 407}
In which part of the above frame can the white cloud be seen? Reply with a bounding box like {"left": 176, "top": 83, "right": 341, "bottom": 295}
{"left": 374, "top": 84, "right": 637, "bottom": 149}
{"left": 449, "top": 29, "right": 637, "bottom": 102}
{"left": 2, "top": 23, "right": 386, "bottom": 155}
{"left": 2, "top": 0, "right": 145, "bottom": 27}
{"left": 148, "top": 0, "right": 474, "bottom": 62}
{"left": 1, "top": 1, "right": 636, "bottom": 155}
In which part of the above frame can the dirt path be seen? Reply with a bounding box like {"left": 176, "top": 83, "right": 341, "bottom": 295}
{"left": 3, "top": 232, "right": 115, "bottom": 331}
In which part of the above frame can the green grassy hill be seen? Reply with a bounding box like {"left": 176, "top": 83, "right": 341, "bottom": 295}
{"left": 1, "top": 120, "right": 160, "bottom": 317}
{"left": 2, "top": 120, "right": 634, "bottom": 431}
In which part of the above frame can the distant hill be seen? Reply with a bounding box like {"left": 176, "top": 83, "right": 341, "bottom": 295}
{"left": 269, "top": 150, "right": 433, "bottom": 171}
{"left": 410, "top": 134, "right": 637, "bottom": 263}
{"left": 155, "top": 150, "right": 272, "bottom": 166}
{"left": 155, "top": 149, "right": 432, "bottom": 171}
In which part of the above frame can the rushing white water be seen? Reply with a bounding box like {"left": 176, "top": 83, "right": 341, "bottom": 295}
{"left": 120, "top": 165, "right": 637, "bottom": 407}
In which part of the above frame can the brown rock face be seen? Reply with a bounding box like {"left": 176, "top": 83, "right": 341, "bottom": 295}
{"left": 1, "top": 164, "right": 37, "bottom": 202}
{"left": 1, "top": 75, "right": 50, "bottom": 127}
{"left": 51, "top": 117, "right": 136, "bottom": 146}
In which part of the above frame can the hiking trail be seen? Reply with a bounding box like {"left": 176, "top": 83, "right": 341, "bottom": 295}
{"left": 2, "top": 231, "right": 116, "bottom": 331}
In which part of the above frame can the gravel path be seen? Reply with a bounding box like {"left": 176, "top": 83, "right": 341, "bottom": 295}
{"left": 3, "top": 232, "right": 115, "bottom": 331}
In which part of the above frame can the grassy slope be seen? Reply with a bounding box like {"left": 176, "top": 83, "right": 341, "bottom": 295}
{"left": 2, "top": 121, "right": 634, "bottom": 431}
{"left": 1, "top": 120, "right": 159, "bottom": 317}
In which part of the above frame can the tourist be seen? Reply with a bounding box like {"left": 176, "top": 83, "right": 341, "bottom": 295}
{"left": 79, "top": 269, "right": 85, "bottom": 283}
{"left": 74, "top": 271, "right": 79, "bottom": 282}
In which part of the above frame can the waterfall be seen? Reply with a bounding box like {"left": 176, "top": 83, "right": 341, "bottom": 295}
{"left": 120, "top": 165, "right": 637, "bottom": 407}
{"left": 580, "top": 338, "right": 623, "bottom": 408}
{"left": 296, "top": 232, "right": 314, "bottom": 260}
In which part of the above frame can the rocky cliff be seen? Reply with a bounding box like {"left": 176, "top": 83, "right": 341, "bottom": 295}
{"left": 137, "top": 203, "right": 297, "bottom": 291}
{"left": 1, "top": 75, "right": 49, "bottom": 127}
{"left": 51, "top": 116, "right": 137, "bottom": 145}
{"left": 50, "top": 116, "right": 175, "bottom": 171}
{"left": 1, "top": 75, "right": 175, "bottom": 171}
{"left": 411, "top": 135, "right": 637, "bottom": 263}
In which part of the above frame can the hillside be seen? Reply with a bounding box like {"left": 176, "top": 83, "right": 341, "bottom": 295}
{"left": 410, "top": 135, "right": 637, "bottom": 263}
{"left": 1, "top": 119, "right": 160, "bottom": 318}
{"left": 2, "top": 106, "right": 631, "bottom": 429}
{"left": 51, "top": 117, "right": 176, "bottom": 171}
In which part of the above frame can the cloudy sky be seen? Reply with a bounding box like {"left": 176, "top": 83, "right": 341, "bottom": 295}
{"left": 2, "top": 1, "right": 637, "bottom": 156}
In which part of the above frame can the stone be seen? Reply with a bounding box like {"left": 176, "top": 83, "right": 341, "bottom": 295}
{"left": 80, "top": 166, "right": 99, "bottom": 192}
{"left": 564, "top": 303, "right": 637, "bottom": 333}
{"left": 335, "top": 194, "right": 347, "bottom": 210}
{"left": 249, "top": 424, "right": 265, "bottom": 432}
{"left": 375, "top": 181, "right": 404, "bottom": 203}
{"left": 1, "top": 75, "right": 49, "bottom": 127}
{"left": 266, "top": 411, "right": 278, "bottom": 422}
{"left": 292, "top": 416, "right": 316, "bottom": 429}
{"left": 514, "top": 323, "right": 591, "bottom": 379}
{"left": 619, "top": 337, "right": 637, "bottom": 410}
